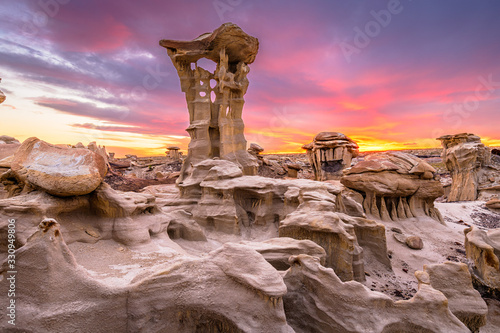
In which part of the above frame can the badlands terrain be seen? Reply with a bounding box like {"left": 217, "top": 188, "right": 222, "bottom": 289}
{"left": 1, "top": 23, "right": 500, "bottom": 332}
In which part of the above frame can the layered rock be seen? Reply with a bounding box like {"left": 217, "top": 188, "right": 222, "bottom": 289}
{"left": 0, "top": 220, "right": 293, "bottom": 332}
{"left": 341, "top": 151, "right": 444, "bottom": 223}
{"left": 421, "top": 262, "right": 488, "bottom": 332}
{"left": 464, "top": 226, "right": 500, "bottom": 296}
{"left": 283, "top": 255, "right": 469, "bottom": 333}
{"left": 9, "top": 137, "right": 107, "bottom": 197}
{"left": 437, "top": 133, "right": 500, "bottom": 201}
{"left": 302, "top": 132, "right": 359, "bottom": 181}
{"left": 160, "top": 23, "right": 259, "bottom": 185}
{"left": 238, "top": 237, "right": 326, "bottom": 270}
{"left": 0, "top": 183, "right": 173, "bottom": 248}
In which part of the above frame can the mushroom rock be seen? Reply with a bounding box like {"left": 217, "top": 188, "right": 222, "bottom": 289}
{"left": 341, "top": 151, "right": 444, "bottom": 223}
{"left": 160, "top": 23, "right": 259, "bottom": 187}
{"left": 437, "top": 133, "right": 500, "bottom": 201}
{"left": 166, "top": 146, "right": 181, "bottom": 160}
{"left": 422, "top": 262, "right": 488, "bottom": 332}
{"left": 464, "top": 226, "right": 500, "bottom": 297}
{"left": 10, "top": 137, "right": 107, "bottom": 197}
{"left": 302, "top": 131, "right": 359, "bottom": 181}
{"left": 282, "top": 255, "right": 469, "bottom": 333}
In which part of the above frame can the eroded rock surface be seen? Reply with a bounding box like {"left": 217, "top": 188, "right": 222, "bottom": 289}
{"left": 0, "top": 220, "right": 293, "bottom": 332}
{"left": 464, "top": 226, "right": 500, "bottom": 296}
{"left": 283, "top": 255, "right": 469, "bottom": 333}
{"left": 341, "top": 151, "right": 444, "bottom": 223}
{"left": 421, "top": 262, "right": 488, "bottom": 332}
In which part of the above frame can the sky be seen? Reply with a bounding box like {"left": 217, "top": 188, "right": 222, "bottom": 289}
{"left": 0, "top": 0, "right": 499, "bottom": 156}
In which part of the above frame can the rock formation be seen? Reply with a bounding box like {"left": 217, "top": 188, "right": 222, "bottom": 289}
{"left": 421, "top": 262, "right": 488, "bottom": 332}
{"left": 302, "top": 132, "right": 359, "bottom": 181}
{"left": 9, "top": 137, "right": 107, "bottom": 197}
{"left": 166, "top": 146, "right": 181, "bottom": 160}
{"left": 0, "top": 220, "right": 293, "bottom": 332}
{"left": 437, "top": 133, "right": 500, "bottom": 201}
{"left": 160, "top": 23, "right": 259, "bottom": 186}
{"left": 464, "top": 226, "right": 500, "bottom": 297}
{"left": 341, "top": 151, "right": 444, "bottom": 223}
{"left": 283, "top": 255, "right": 470, "bottom": 333}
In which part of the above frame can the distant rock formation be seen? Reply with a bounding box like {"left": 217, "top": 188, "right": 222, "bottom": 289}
{"left": 302, "top": 132, "right": 359, "bottom": 181}
{"left": 160, "top": 23, "right": 259, "bottom": 187}
{"left": 341, "top": 151, "right": 444, "bottom": 223}
{"left": 166, "top": 146, "right": 181, "bottom": 160}
{"left": 437, "top": 133, "right": 496, "bottom": 201}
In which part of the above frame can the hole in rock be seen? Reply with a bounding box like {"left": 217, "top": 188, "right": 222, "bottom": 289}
{"left": 199, "top": 91, "right": 206, "bottom": 97}
{"left": 190, "top": 62, "right": 196, "bottom": 71}
{"left": 321, "top": 160, "right": 343, "bottom": 174}
{"left": 210, "top": 79, "right": 217, "bottom": 89}
{"left": 197, "top": 57, "right": 217, "bottom": 73}
{"left": 210, "top": 91, "right": 216, "bottom": 103}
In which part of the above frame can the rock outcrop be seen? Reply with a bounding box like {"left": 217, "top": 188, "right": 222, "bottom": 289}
{"left": 0, "top": 183, "right": 173, "bottom": 248}
{"left": 10, "top": 137, "right": 107, "bottom": 197}
{"left": 421, "top": 262, "right": 488, "bottom": 332}
{"left": 341, "top": 151, "right": 444, "bottom": 223}
{"left": 437, "top": 133, "right": 500, "bottom": 201}
{"left": 302, "top": 132, "right": 359, "bottom": 181}
{"left": 283, "top": 255, "right": 469, "bottom": 333}
{"left": 160, "top": 23, "right": 259, "bottom": 185}
{"left": 464, "top": 226, "right": 500, "bottom": 296}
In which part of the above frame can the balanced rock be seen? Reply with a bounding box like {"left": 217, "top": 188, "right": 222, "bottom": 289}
{"left": 341, "top": 151, "right": 444, "bottom": 223}
{"left": 248, "top": 143, "right": 264, "bottom": 155}
{"left": 302, "top": 132, "right": 359, "bottom": 181}
{"left": 10, "top": 137, "right": 107, "bottom": 196}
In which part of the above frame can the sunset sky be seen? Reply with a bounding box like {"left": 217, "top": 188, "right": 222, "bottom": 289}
{"left": 1, "top": 0, "right": 499, "bottom": 156}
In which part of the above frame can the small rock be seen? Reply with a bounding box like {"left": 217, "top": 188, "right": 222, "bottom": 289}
{"left": 391, "top": 227, "right": 403, "bottom": 234}
{"left": 393, "top": 233, "right": 407, "bottom": 244}
{"left": 406, "top": 236, "right": 424, "bottom": 250}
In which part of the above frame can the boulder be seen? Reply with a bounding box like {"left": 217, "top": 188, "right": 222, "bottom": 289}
{"left": 11, "top": 137, "right": 107, "bottom": 196}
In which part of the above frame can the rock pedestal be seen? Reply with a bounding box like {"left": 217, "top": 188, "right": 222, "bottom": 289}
{"left": 302, "top": 132, "right": 359, "bottom": 181}
{"left": 166, "top": 146, "right": 180, "bottom": 160}
{"left": 160, "top": 23, "right": 258, "bottom": 188}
